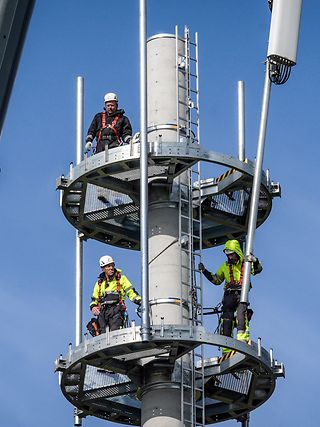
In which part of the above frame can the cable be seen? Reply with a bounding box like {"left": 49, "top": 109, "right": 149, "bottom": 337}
{"left": 148, "top": 238, "right": 178, "bottom": 265}
{"left": 268, "top": 57, "right": 293, "bottom": 85}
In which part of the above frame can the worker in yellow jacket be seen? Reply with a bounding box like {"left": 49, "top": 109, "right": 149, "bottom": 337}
{"left": 89, "top": 255, "right": 141, "bottom": 334}
{"left": 199, "top": 240, "right": 262, "bottom": 348}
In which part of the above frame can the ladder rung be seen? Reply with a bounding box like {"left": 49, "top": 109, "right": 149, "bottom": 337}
{"left": 182, "top": 385, "right": 193, "bottom": 391}
{"left": 180, "top": 214, "right": 192, "bottom": 220}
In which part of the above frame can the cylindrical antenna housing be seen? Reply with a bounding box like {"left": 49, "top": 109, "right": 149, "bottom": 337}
{"left": 147, "top": 34, "right": 188, "bottom": 143}
{"left": 267, "top": 0, "right": 302, "bottom": 66}
{"left": 267, "top": 0, "right": 302, "bottom": 84}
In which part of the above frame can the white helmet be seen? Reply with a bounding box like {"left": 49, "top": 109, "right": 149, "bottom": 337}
{"left": 104, "top": 92, "right": 118, "bottom": 103}
{"left": 99, "top": 255, "right": 114, "bottom": 267}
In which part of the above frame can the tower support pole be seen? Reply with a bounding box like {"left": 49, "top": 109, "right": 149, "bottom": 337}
{"left": 74, "top": 76, "right": 84, "bottom": 427}
{"left": 237, "top": 80, "right": 246, "bottom": 161}
{"left": 75, "top": 76, "right": 84, "bottom": 346}
{"left": 139, "top": 0, "right": 150, "bottom": 342}
{"left": 241, "top": 65, "right": 271, "bottom": 303}
{"left": 140, "top": 28, "right": 192, "bottom": 427}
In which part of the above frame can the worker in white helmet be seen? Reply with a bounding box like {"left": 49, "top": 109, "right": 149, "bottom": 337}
{"left": 87, "top": 255, "right": 141, "bottom": 335}
{"left": 85, "top": 92, "right": 132, "bottom": 153}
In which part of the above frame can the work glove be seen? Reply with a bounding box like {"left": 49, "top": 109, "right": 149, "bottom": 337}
{"left": 132, "top": 132, "right": 140, "bottom": 143}
{"left": 198, "top": 262, "right": 205, "bottom": 272}
{"left": 85, "top": 141, "right": 92, "bottom": 152}
{"left": 245, "top": 253, "right": 257, "bottom": 263}
{"left": 91, "top": 306, "right": 100, "bottom": 316}
{"left": 123, "top": 135, "right": 132, "bottom": 145}
{"left": 198, "top": 263, "right": 214, "bottom": 282}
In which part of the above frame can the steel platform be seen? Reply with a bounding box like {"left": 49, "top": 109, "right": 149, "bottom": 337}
{"left": 56, "top": 142, "right": 278, "bottom": 249}
{"left": 55, "top": 325, "right": 284, "bottom": 425}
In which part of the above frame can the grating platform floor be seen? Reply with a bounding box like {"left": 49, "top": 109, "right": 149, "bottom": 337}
{"left": 57, "top": 142, "right": 275, "bottom": 249}
{"left": 55, "top": 325, "right": 284, "bottom": 425}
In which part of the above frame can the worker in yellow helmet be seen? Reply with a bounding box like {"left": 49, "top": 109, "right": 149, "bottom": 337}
{"left": 87, "top": 255, "right": 141, "bottom": 336}
{"left": 199, "top": 240, "right": 262, "bottom": 351}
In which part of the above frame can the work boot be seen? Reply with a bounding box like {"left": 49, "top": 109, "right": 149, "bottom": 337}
{"left": 236, "top": 330, "right": 250, "bottom": 343}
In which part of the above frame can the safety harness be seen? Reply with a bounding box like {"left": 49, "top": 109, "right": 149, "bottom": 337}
{"left": 226, "top": 261, "right": 244, "bottom": 289}
{"left": 97, "top": 270, "right": 126, "bottom": 309}
{"left": 88, "top": 271, "right": 126, "bottom": 337}
{"left": 97, "top": 112, "right": 121, "bottom": 145}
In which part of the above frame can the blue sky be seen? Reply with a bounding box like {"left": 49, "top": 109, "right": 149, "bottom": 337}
{"left": 0, "top": 1, "right": 318, "bottom": 426}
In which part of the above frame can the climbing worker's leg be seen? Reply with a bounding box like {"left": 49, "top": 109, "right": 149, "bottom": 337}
{"left": 97, "top": 306, "right": 108, "bottom": 333}
{"left": 108, "top": 304, "right": 125, "bottom": 331}
{"left": 221, "top": 291, "right": 237, "bottom": 337}
{"left": 96, "top": 138, "right": 107, "bottom": 153}
{"left": 236, "top": 301, "right": 250, "bottom": 343}
{"left": 220, "top": 291, "right": 237, "bottom": 354}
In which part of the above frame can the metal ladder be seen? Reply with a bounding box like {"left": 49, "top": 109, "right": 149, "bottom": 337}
{"left": 177, "top": 26, "right": 205, "bottom": 427}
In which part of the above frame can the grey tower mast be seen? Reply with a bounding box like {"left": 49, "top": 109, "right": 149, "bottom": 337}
{"left": 55, "top": 1, "right": 303, "bottom": 425}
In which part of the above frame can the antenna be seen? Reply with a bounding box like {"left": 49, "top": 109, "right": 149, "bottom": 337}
{"left": 267, "top": 0, "right": 303, "bottom": 84}
{"left": 241, "top": 0, "right": 302, "bottom": 303}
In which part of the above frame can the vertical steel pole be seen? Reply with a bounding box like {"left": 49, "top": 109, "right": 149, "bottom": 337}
{"left": 76, "top": 76, "right": 84, "bottom": 166}
{"left": 75, "top": 76, "right": 84, "bottom": 346}
{"left": 74, "top": 76, "right": 84, "bottom": 426}
{"left": 75, "top": 234, "right": 83, "bottom": 345}
{"left": 139, "top": 0, "right": 150, "bottom": 341}
{"left": 241, "top": 65, "right": 271, "bottom": 303}
{"left": 241, "top": 413, "right": 250, "bottom": 427}
{"left": 237, "top": 81, "right": 245, "bottom": 161}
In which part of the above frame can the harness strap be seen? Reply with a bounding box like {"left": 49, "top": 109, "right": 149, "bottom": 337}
{"left": 227, "top": 261, "right": 244, "bottom": 288}
{"left": 97, "top": 270, "right": 126, "bottom": 310}
{"left": 97, "top": 112, "right": 121, "bottom": 145}
{"left": 115, "top": 271, "right": 126, "bottom": 309}
{"left": 97, "top": 281, "right": 102, "bottom": 309}
{"left": 116, "top": 271, "right": 122, "bottom": 300}
{"left": 97, "top": 112, "right": 107, "bottom": 142}
{"left": 109, "top": 115, "right": 121, "bottom": 145}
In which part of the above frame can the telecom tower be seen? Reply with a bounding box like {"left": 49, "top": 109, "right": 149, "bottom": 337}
{"left": 55, "top": 1, "right": 302, "bottom": 426}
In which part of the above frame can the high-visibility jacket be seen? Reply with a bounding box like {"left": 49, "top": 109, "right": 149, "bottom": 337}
{"left": 90, "top": 268, "right": 141, "bottom": 309}
{"left": 207, "top": 240, "right": 262, "bottom": 290}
